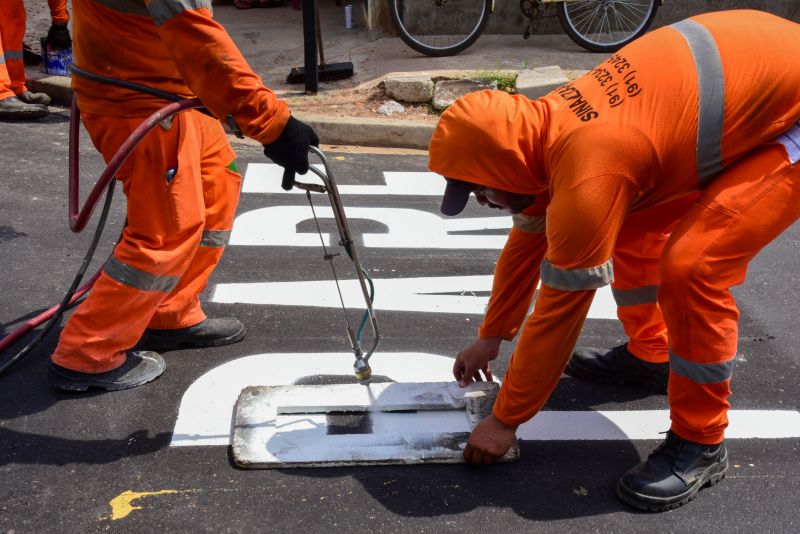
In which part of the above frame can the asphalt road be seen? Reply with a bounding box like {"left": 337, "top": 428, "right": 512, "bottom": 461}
{"left": 1, "top": 109, "right": 798, "bottom": 533}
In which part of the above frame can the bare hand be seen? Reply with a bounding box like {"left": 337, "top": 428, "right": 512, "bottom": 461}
{"left": 463, "top": 415, "right": 518, "bottom": 465}
{"left": 453, "top": 337, "right": 502, "bottom": 387}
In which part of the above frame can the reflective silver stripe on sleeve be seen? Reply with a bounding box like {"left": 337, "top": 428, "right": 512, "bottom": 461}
{"left": 148, "top": 0, "right": 212, "bottom": 26}
{"left": 540, "top": 258, "right": 613, "bottom": 291}
{"left": 669, "top": 349, "right": 734, "bottom": 384}
{"left": 200, "top": 229, "right": 231, "bottom": 248}
{"left": 4, "top": 50, "right": 23, "bottom": 61}
{"left": 92, "top": 0, "right": 150, "bottom": 16}
{"left": 612, "top": 284, "right": 659, "bottom": 307}
{"left": 774, "top": 121, "right": 800, "bottom": 165}
{"left": 671, "top": 19, "right": 725, "bottom": 184}
{"left": 103, "top": 257, "right": 180, "bottom": 292}
{"left": 512, "top": 213, "right": 546, "bottom": 234}
{"left": 0, "top": 55, "right": 4, "bottom": 65}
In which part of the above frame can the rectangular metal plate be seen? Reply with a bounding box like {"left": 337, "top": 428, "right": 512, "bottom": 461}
{"left": 231, "top": 381, "right": 520, "bottom": 468}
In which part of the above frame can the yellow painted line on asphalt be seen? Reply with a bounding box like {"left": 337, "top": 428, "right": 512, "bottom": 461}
{"left": 107, "top": 489, "right": 184, "bottom": 520}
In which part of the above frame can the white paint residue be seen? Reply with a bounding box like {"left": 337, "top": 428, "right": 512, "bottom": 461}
{"left": 242, "top": 164, "right": 446, "bottom": 196}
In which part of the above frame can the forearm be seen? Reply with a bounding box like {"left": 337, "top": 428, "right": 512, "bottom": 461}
{"left": 151, "top": 5, "right": 289, "bottom": 144}
{"left": 493, "top": 285, "right": 595, "bottom": 425}
{"left": 478, "top": 226, "right": 547, "bottom": 340}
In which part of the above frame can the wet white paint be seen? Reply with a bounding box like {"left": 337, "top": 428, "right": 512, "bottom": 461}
{"left": 242, "top": 164, "right": 446, "bottom": 196}
{"left": 231, "top": 382, "right": 501, "bottom": 466}
{"left": 171, "top": 352, "right": 800, "bottom": 447}
{"left": 211, "top": 276, "right": 619, "bottom": 319}
{"left": 171, "top": 353, "right": 458, "bottom": 447}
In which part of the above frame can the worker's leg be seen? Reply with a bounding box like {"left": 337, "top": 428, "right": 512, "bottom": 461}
{"left": 146, "top": 114, "right": 242, "bottom": 329}
{"left": 662, "top": 142, "right": 800, "bottom": 444}
{"left": 567, "top": 196, "right": 695, "bottom": 391}
{"left": 0, "top": 0, "right": 28, "bottom": 95}
{"left": 52, "top": 111, "right": 206, "bottom": 373}
{"left": 0, "top": 28, "right": 14, "bottom": 99}
{"left": 614, "top": 196, "right": 696, "bottom": 361}
{"left": 0, "top": 1, "right": 50, "bottom": 117}
{"left": 135, "top": 114, "right": 247, "bottom": 351}
{"left": 618, "top": 138, "right": 800, "bottom": 512}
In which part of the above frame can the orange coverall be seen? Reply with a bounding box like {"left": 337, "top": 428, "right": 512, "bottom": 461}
{"left": 52, "top": 0, "right": 290, "bottom": 373}
{"left": 0, "top": 0, "right": 69, "bottom": 99}
{"left": 429, "top": 10, "right": 800, "bottom": 445}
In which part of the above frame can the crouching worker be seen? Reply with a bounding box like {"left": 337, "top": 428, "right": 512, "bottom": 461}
{"left": 48, "top": 0, "right": 318, "bottom": 392}
{"left": 428, "top": 10, "right": 800, "bottom": 512}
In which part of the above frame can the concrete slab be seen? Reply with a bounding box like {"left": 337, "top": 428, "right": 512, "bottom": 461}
{"left": 232, "top": 381, "right": 520, "bottom": 467}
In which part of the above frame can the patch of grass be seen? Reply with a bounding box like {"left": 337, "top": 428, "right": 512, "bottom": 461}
{"left": 471, "top": 69, "right": 518, "bottom": 93}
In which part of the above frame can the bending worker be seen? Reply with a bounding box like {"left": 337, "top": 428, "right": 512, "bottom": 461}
{"left": 429, "top": 10, "right": 800, "bottom": 512}
{"left": 47, "top": 1, "right": 318, "bottom": 391}
{"left": 0, "top": 0, "right": 71, "bottom": 119}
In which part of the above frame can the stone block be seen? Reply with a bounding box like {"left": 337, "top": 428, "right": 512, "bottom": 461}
{"left": 384, "top": 76, "right": 435, "bottom": 104}
{"left": 515, "top": 65, "right": 569, "bottom": 100}
{"left": 432, "top": 79, "right": 497, "bottom": 111}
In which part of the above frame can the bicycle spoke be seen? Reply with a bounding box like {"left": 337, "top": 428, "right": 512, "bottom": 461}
{"left": 392, "top": 0, "right": 489, "bottom": 55}
{"left": 564, "top": 0, "right": 657, "bottom": 48}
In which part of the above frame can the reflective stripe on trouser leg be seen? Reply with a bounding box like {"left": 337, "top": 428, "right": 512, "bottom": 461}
{"left": 0, "top": 0, "right": 28, "bottom": 94}
{"left": 0, "top": 48, "right": 14, "bottom": 99}
{"left": 147, "top": 114, "right": 242, "bottom": 329}
{"left": 660, "top": 143, "right": 800, "bottom": 444}
{"left": 52, "top": 112, "right": 207, "bottom": 372}
{"left": 610, "top": 197, "right": 693, "bottom": 363}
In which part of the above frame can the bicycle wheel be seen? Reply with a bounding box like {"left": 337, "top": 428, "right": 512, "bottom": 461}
{"left": 558, "top": 0, "right": 659, "bottom": 53}
{"left": 390, "top": 0, "right": 493, "bottom": 57}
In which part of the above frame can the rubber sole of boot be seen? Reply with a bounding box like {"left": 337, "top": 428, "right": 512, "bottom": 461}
{"left": 48, "top": 352, "right": 165, "bottom": 392}
{"left": 137, "top": 322, "right": 246, "bottom": 352}
{"left": 616, "top": 458, "right": 728, "bottom": 512}
{"left": 565, "top": 358, "right": 668, "bottom": 394}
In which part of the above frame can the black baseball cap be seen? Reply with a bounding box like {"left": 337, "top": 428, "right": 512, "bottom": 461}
{"left": 440, "top": 179, "right": 477, "bottom": 216}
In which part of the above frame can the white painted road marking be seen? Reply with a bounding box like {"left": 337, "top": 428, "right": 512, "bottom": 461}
{"left": 171, "top": 352, "right": 800, "bottom": 447}
{"left": 230, "top": 206, "right": 511, "bottom": 249}
{"left": 243, "top": 164, "right": 446, "bottom": 196}
{"left": 211, "top": 276, "right": 620, "bottom": 319}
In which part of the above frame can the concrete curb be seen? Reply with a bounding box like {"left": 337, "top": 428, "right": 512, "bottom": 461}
{"left": 26, "top": 70, "right": 436, "bottom": 150}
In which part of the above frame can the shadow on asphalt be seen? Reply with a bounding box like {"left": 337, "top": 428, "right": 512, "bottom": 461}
{"left": 260, "top": 439, "right": 643, "bottom": 520}
{"left": 225, "top": 372, "right": 651, "bottom": 520}
{"left": 0, "top": 428, "right": 171, "bottom": 466}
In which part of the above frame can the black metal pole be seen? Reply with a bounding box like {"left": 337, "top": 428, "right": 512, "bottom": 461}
{"left": 302, "top": 0, "right": 318, "bottom": 94}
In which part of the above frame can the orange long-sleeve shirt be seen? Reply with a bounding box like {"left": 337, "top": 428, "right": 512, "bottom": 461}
{"left": 71, "top": 0, "right": 289, "bottom": 144}
{"left": 429, "top": 10, "right": 800, "bottom": 425}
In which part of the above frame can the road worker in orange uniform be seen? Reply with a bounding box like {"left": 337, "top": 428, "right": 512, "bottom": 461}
{"left": 47, "top": 0, "right": 318, "bottom": 391}
{"left": 0, "top": 0, "right": 71, "bottom": 119}
{"left": 429, "top": 10, "right": 800, "bottom": 512}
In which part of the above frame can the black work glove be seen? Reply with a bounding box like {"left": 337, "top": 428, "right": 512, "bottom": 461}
{"left": 263, "top": 116, "right": 319, "bottom": 190}
{"left": 47, "top": 23, "right": 72, "bottom": 49}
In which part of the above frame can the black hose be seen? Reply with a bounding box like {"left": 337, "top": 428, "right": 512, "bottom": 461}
{"left": 0, "top": 180, "right": 117, "bottom": 377}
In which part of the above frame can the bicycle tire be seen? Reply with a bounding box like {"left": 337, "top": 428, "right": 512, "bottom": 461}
{"left": 558, "top": 0, "right": 659, "bottom": 53}
{"left": 390, "top": 0, "right": 493, "bottom": 57}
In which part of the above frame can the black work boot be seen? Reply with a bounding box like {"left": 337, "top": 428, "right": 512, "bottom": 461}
{"left": 17, "top": 90, "right": 52, "bottom": 106}
{"left": 565, "top": 343, "right": 669, "bottom": 393}
{"left": 49, "top": 351, "right": 165, "bottom": 392}
{"left": 136, "top": 317, "right": 246, "bottom": 352}
{"left": 617, "top": 431, "right": 728, "bottom": 512}
{"left": 0, "top": 96, "right": 49, "bottom": 120}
